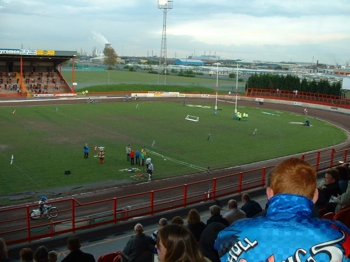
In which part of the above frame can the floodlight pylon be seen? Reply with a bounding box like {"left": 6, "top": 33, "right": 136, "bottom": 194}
{"left": 158, "top": 0, "right": 173, "bottom": 85}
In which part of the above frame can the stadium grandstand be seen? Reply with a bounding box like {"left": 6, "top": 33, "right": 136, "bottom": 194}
{"left": 0, "top": 48, "right": 77, "bottom": 98}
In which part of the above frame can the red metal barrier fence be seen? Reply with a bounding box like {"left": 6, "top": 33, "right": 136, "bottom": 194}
{"left": 0, "top": 148, "right": 348, "bottom": 246}
{"left": 245, "top": 88, "right": 350, "bottom": 109}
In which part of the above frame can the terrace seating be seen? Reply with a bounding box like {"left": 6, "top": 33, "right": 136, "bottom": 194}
{"left": 321, "top": 212, "right": 335, "bottom": 219}
{"left": 333, "top": 206, "right": 350, "bottom": 228}
{"left": 113, "top": 256, "right": 120, "bottom": 262}
{"left": 0, "top": 70, "right": 72, "bottom": 96}
{"left": 97, "top": 251, "right": 121, "bottom": 262}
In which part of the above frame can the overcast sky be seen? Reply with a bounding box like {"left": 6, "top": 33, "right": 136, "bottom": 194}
{"left": 1, "top": 0, "right": 350, "bottom": 64}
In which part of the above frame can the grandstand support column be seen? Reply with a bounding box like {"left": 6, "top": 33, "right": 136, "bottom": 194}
{"left": 20, "top": 56, "right": 23, "bottom": 92}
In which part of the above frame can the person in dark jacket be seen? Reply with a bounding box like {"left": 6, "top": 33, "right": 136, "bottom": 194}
{"left": 240, "top": 193, "right": 263, "bottom": 218}
{"left": 206, "top": 205, "right": 229, "bottom": 226}
{"left": 199, "top": 222, "right": 226, "bottom": 262}
{"left": 186, "top": 209, "right": 206, "bottom": 242}
{"left": 61, "top": 236, "right": 95, "bottom": 262}
{"left": 316, "top": 168, "right": 342, "bottom": 208}
{"left": 121, "top": 223, "right": 153, "bottom": 262}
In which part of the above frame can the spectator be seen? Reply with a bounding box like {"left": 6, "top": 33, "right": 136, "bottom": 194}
{"left": 186, "top": 209, "right": 206, "bottom": 242}
{"left": 223, "top": 199, "right": 246, "bottom": 225}
{"left": 326, "top": 179, "right": 350, "bottom": 213}
{"left": 336, "top": 165, "right": 349, "bottom": 194}
{"left": 215, "top": 157, "right": 350, "bottom": 261}
{"left": 171, "top": 215, "right": 184, "bottom": 225}
{"left": 151, "top": 217, "right": 168, "bottom": 245}
{"left": 48, "top": 251, "right": 58, "bottom": 262}
{"left": 324, "top": 166, "right": 350, "bottom": 213}
{"left": 61, "top": 236, "right": 95, "bottom": 262}
{"left": 316, "top": 169, "right": 342, "bottom": 208}
{"left": 121, "top": 223, "right": 153, "bottom": 262}
{"left": 0, "top": 238, "right": 11, "bottom": 261}
{"left": 199, "top": 222, "right": 226, "bottom": 262}
{"left": 33, "top": 246, "right": 49, "bottom": 262}
{"left": 19, "top": 247, "right": 33, "bottom": 262}
{"left": 206, "top": 205, "right": 229, "bottom": 226}
{"left": 240, "top": 193, "right": 263, "bottom": 218}
{"left": 156, "top": 224, "right": 209, "bottom": 262}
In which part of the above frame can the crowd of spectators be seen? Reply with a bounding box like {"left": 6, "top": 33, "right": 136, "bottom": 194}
{"left": 1, "top": 160, "right": 349, "bottom": 262}
{"left": 317, "top": 162, "right": 350, "bottom": 214}
{"left": 0, "top": 71, "right": 66, "bottom": 95}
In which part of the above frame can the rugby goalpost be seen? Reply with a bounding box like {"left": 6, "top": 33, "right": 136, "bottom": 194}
{"left": 185, "top": 115, "right": 199, "bottom": 122}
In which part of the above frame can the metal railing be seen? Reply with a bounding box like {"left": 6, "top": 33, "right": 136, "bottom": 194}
{"left": 0, "top": 147, "right": 348, "bottom": 246}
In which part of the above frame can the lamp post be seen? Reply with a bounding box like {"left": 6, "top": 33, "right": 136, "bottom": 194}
{"left": 214, "top": 63, "right": 220, "bottom": 115}
{"left": 234, "top": 62, "right": 238, "bottom": 113}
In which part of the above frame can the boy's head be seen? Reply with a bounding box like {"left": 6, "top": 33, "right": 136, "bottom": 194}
{"left": 266, "top": 158, "right": 318, "bottom": 202}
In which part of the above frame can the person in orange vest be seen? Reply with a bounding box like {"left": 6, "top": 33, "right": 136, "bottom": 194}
{"left": 130, "top": 150, "right": 135, "bottom": 165}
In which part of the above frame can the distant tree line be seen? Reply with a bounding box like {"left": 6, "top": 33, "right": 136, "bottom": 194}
{"left": 246, "top": 73, "right": 342, "bottom": 96}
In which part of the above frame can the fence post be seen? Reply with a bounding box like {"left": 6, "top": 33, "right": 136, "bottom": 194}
{"left": 261, "top": 168, "right": 266, "bottom": 188}
{"left": 211, "top": 178, "right": 217, "bottom": 199}
{"left": 113, "top": 198, "right": 117, "bottom": 223}
{"left": 316, "top": 151, "right": 321, "bottom": 172}
{"left": 238, "top": 172, "right": 243, "bottom": 194}
{"left": 49, "top": 219, "right": 55, "bottom": 235}
{"left": 330, "top": 148, "right": 336, "bottom": 168}
{"left": 71, "top": 198, "right": 76, "bottom": 233}
{"left": 183, "top": 184, "right": 188, "bottom": 208}
{"left": 343, "top": 149, "right": 348, "bottom": 163}
{"left": 26, "top": 205, "right": 31, "bottom": 242}
{"left": 150, "top": 191, "right": 154, "bottom": 215}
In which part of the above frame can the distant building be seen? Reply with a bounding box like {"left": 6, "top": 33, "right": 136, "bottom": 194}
{"left": 174, "top": 59, "right": 204, "bottom": 66}
{"left": 334, "top": 69, "right": 350, "bottom": 76}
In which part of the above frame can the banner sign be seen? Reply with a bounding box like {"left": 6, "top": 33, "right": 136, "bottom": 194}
{"left": 0, "top": 49, "right": 37, "bottom": 55}
{"left": 0, "top": 49, "right": 55, "bottom": 56}
{"left": 37, "top": 50, "right": 55, "bottom": 56}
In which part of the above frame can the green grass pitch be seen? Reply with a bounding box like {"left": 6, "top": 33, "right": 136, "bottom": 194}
{"left": 0, "top": 100, "right": 346, "bottom": 196}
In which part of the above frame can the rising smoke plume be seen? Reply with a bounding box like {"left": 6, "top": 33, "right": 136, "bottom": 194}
{"left": 91, "top": 31, "right": 110, "bottom": 46}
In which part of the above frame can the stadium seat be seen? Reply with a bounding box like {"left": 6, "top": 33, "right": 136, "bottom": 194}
{"left": 318, "top": 207, "right": 327, "bottom": 217}
{"left": 97, "top": 251, "right": 121, "bottom": 262}
{"left": 333, "top": 206, "right": 350, "bottom": 228}
{"left": 321, "top": 212, "right": 335, "bottom": 219}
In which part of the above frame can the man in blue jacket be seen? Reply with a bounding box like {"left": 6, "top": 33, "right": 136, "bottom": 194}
{"left": 215, "top": 157, "right": 350, "bottom": 261}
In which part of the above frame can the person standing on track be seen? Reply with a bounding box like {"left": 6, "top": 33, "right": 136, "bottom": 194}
{"left": 146, "top": 156, "right": 151, "bottom": 169}
{"left": 84, "top": 143, "right": 89, "bottom": 158}
{"left": 147, "top": 162, "right": 154, "bottom": 182}
{"left": 126, "top": 145, "right": 131, "bottom": 162}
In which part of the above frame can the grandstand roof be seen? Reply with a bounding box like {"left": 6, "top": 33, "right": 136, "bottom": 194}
{"left": 0, "top": 48, "right": 77, "bottom": 65}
